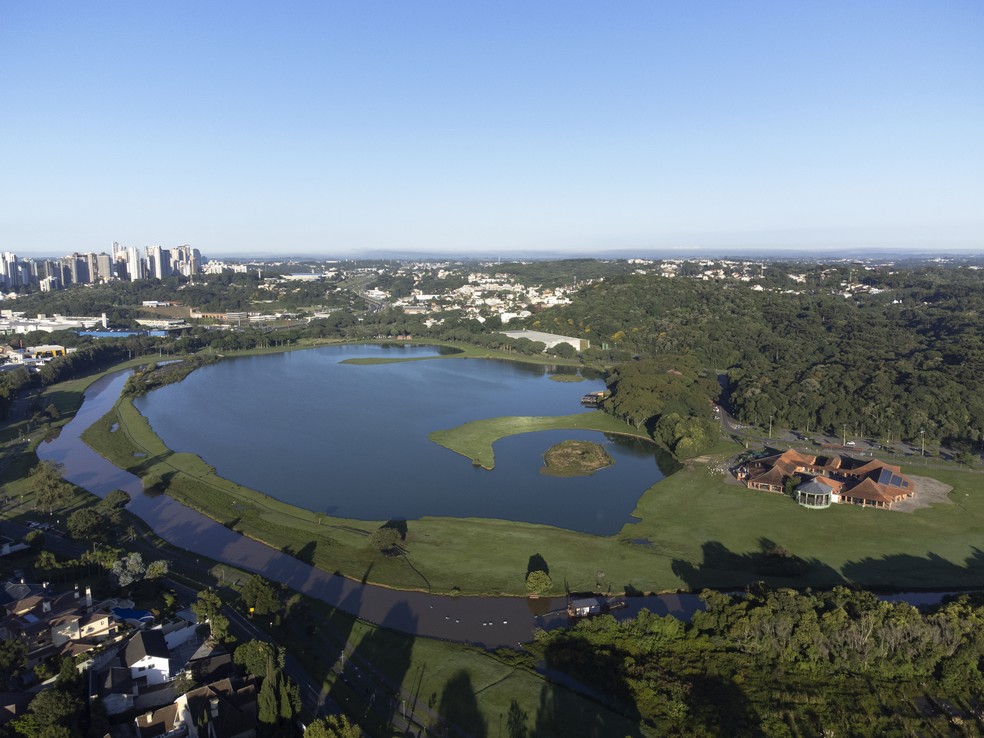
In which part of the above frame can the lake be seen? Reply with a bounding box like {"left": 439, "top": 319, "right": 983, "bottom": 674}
{"left": 134, "top": 344, "right": 673, "bottom": 534}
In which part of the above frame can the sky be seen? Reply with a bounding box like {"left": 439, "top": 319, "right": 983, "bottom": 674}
{"left": 1, "top": 1, "right": 982, "bottom": 257}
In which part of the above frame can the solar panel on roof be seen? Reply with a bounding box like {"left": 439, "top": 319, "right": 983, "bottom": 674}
{"left": 877, "top": 468, "right": 893, "bottom": 485}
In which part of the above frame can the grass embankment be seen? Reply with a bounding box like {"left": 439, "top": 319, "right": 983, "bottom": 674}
{"left": 541, "top": 440, "right": 613, "bottom": 477}
{"left": 429, "top": 413, "right": 651, "bottom": 469}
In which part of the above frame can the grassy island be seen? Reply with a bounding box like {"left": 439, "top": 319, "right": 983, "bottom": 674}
{"left": 541, "top": 440, "right": 614, "bottom": 477}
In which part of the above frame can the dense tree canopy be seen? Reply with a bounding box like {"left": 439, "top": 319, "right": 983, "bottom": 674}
{"left": 538, "top": 266, "right": 984, "bottom": 449}
{"left": 533, "top": 586, "right": 984, "bottom": 736}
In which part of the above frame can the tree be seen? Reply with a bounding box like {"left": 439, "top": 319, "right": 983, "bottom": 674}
{"left": 12, "top": 687, "right": 82, "bottom": 738}
{"left": 110, "top": 552, "right": 145, "bottom": 588}
{"left": 257, "top": 670, "right": 278, "bottom": 730}
{"left": 193, "top": 589, "right": 231, "bottom": 643}
{"left": 145, "top": 559, "right": 170, "bottom": 579}
{"left": 278, "top": 672, "right": 300, "bottom": 722}
{"left": 784, "top": 475, "right": 801, "bottom": 498}
{"left": 525, "top": 570, "right": 552, "bottom": 596}
{"left": 547, "top": 341, "right": 576, "bottom": 359}
{"left": 240, "top": 575, "right": 282, "bottom": 616}
{"left": 36, "top": 550, "right": 57, "bottom": 571}
{"left": 102, "top": 489, "right": 132, "bottom": 509}
{"left": 66, "top": 507, "right": 105, "bottom": 541}
{"left": 0, "top": 638, "right": 27, "bottom": 690}
{"left": 30, "top": 460, "right": 74, "bottom": 514}
{"left": 367, "top": 527, "right": 401, "bottom": 555}
{"left": 304, "top": 715, "right": 363, "bottom": 738}
{"left": 233, "top": 640, "right": 276, "bottom": 678}
{"left": 99, "top": 489, "right": 131, "bottom": 524}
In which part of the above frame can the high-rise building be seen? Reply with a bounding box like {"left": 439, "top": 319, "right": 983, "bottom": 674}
{"left": 95, "top": 253, "right": 113, "bottom": 282}
{"left": 146, "top": 245, "right": 171, "bottom": 280}
{"left": 0, "top": 252, "right": 19, "bottom": 289}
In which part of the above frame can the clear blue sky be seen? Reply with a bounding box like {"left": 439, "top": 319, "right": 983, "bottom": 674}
{"left": 1, "top": 1, "right": 982, "bottom": 256}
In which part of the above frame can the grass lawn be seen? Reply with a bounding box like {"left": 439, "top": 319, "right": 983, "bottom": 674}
{"left": 63, "top": 346, "right": 984, "bottom": 597}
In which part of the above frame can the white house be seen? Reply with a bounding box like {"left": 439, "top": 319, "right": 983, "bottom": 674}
{"left": 125, "top": 630, "right": 171, "bottom": 686}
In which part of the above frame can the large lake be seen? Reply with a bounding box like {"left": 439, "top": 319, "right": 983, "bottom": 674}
{"left": 134, "top": 344, "right": 673, "bottom": 534}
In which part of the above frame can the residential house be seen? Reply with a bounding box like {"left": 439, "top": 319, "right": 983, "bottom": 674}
{"left": 133, "top": 677, "right": 258, "bottom": 738}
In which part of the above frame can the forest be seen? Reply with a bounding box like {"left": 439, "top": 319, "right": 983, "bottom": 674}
{"left": 530, "top": 586, "right": 984, "bottom": 737}
{"left": 536, "top": 264, "right": 984, "bottom": 451}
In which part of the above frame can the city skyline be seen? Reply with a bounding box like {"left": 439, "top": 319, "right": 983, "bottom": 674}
{"left": 2, "top": 2, "right": 982, "bottom": 256}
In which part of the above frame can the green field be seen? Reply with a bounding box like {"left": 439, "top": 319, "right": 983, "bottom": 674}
{"left": 72, "top": 346, "right": 984, "bottom": 597}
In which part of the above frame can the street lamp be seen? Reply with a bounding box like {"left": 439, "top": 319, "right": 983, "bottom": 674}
{"left": 920, "top": 429, "right": 925, "bottom": 457}
{"left": 769, "top": 416, "right": 773, "bottom": 439}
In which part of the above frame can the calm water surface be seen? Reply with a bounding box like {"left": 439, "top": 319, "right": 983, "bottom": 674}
{"left": 135, "top": 345, "right": 673, "bottom": 534}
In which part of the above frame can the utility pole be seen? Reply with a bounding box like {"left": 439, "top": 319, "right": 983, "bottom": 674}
{"left": 920, "top": 429, "right": 925, "bottom": 457}
{"left": 769, "top": 416, "right": 773, "bottom": 439}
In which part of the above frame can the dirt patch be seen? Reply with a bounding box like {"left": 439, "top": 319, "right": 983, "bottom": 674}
{"left": 891, "top": 475, "right": 953, "bottom": 512}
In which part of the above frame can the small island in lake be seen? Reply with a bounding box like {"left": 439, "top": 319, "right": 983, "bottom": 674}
{"left": 541, "top": 440, "right": 614, "bottom": 477}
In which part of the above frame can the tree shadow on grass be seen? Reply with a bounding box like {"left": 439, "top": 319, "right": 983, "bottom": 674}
{"left": 527, "top": 553, "right": 549, "bottom": 578}
{"left": 436, "top": 670, "right": 487, "bottom": 738}
{"left": 280, "top": 538, "right": 311, "bottom": 564}
{"left": 841, "top": 547, "right": 984, "bottom": 590}
{"left": 333, "top": 600, "right": 417, "bottom": 734}
{"left": 672, "top": 539, "right": 846, "bottom": 590}
{"left": 381, "top": 518, "right": 408, "bottom": 540}
{"left": 525, "top": 633, "right": 644, "bottom": 737}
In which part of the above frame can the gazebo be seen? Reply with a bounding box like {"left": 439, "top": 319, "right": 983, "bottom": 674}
{"left": 796, "top": 480, "right": 834, "bottom": 509}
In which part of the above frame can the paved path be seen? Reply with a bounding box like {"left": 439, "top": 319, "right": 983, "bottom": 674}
{"left": 36, "top": 371, "right": 546, "bottom": 649}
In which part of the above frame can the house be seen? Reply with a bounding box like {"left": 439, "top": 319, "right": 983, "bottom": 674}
{"left": 133, "top": 677, "right": 258, "bottom": 738}
{"left": 735, "top": 449, "right": 915, "bottom": 510}
{"left": 93, "top": 629, "right": 174, "bottom": 715}
{"left": 0, "top": 583, "right": 115, "bottom": 665}
{"left": 125, "top": 630, "right": 172, "bottom": 686}
{"left": 568, "top": 597, "right": 604, "bottom": 618}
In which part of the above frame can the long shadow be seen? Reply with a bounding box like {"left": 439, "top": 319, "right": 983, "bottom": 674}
{"left": 531, "top": 634, "right": 643, "bottom": 738}
{"left": 331, "top": 600, "right": 418, "bottom": 735}
{"left": 283, "top": 538, "right": 317, "bottom": 566}
{"left": 437, "top": 670, "right": 487, "bottom": 738}
{"left": 841, "top": 546, "right": 984, "bottom": 590}
{"left": 686, "top": 673, "right": 763, "bottom": 737}
{"left": 526, "top": 553, "right": 550, "bottom": 578}
{"left": 672, "top": 539, "right": 846, "bottom": 590}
